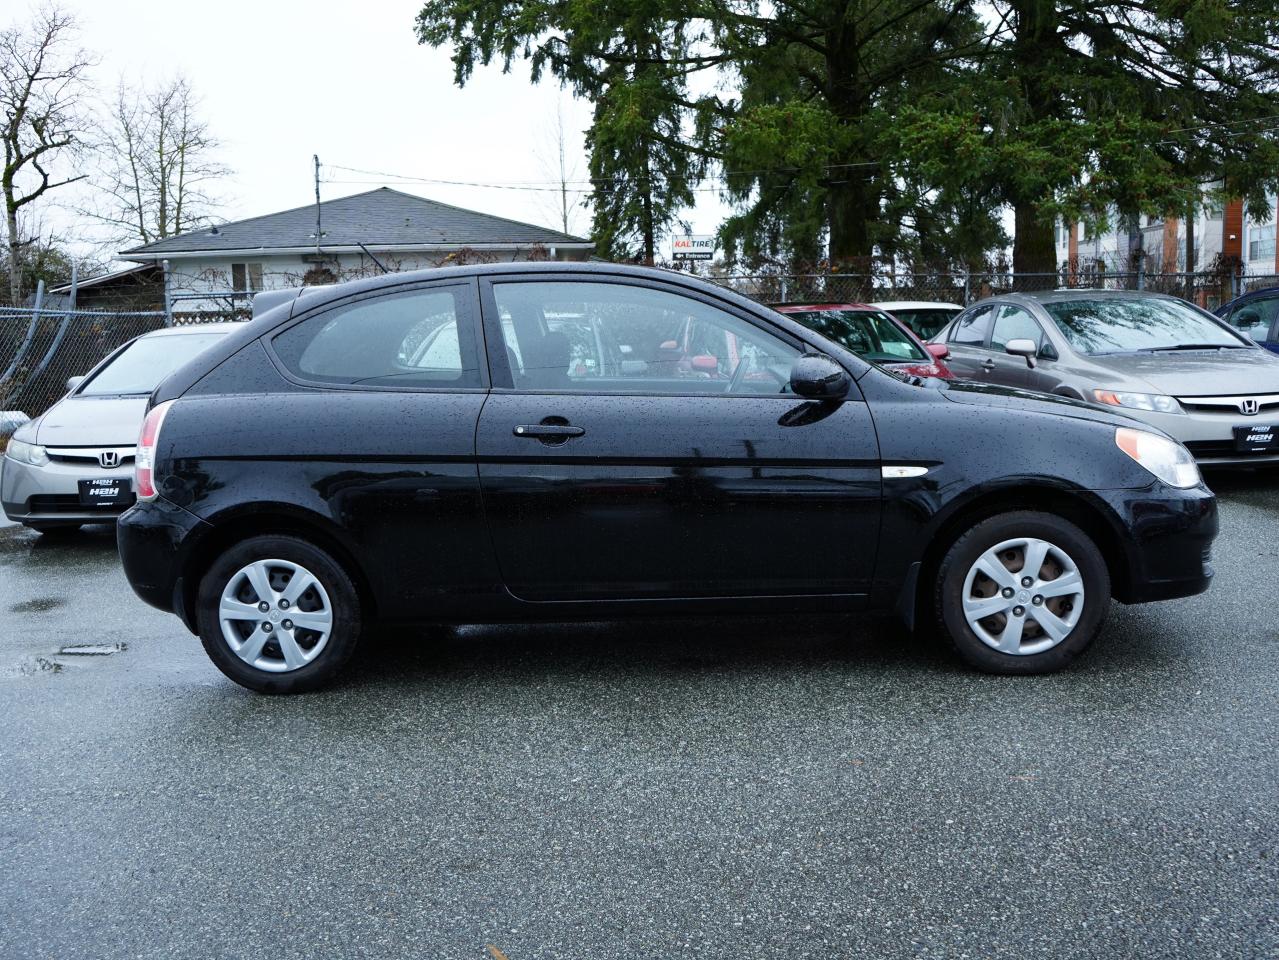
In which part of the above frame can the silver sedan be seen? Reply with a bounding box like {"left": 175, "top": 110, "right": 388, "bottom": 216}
{"left": 2, "top": 323, "right": 237, "bottom": 532}
{"left": 932, "top": 290, "right": 1279, "bottom": 466}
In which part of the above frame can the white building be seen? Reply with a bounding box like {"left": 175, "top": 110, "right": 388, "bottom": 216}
{"left": 119, "top": 187, "right": 594, "bottom": 313}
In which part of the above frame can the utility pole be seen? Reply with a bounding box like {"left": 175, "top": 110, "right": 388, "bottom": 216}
{"left": 313, "top": 154, "right": 323, "bottom": 256}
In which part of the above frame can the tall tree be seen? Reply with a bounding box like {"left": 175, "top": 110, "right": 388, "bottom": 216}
{"left": 711, "top": 1, "right": 990, "bottom": 269}
{"left": 417, "top": 1, "right": 711, "bottom": 263}
{"left": 89, "top": 75, "right": 229, "bottom": 246}
{"left": 899, "top": 1, "right": 1279, "bottom": 274}
{"left": 415, "top": 0, "right": 990, "bottom": 269}
{"left": 0, "top": 5, "right": 93, "bottom": 303}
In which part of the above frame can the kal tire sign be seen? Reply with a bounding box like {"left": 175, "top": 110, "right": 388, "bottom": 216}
{"left": 671, "top": 235, "right": 716, "bottom": 261}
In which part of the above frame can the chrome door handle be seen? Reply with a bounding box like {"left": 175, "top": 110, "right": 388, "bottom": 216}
{"left": 980, "top": 359, "right": 996, "bottom": 371}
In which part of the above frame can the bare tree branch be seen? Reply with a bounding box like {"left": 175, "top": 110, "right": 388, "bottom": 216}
{"left": 0, "top": 4, "right": 94, "bottom": 301}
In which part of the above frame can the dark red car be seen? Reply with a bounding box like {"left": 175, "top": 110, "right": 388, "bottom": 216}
{"left": 771, "top": 302, "right": 954, "bottom": 380}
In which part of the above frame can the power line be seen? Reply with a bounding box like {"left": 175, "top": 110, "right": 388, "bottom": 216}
{"left": 326, "top": 160, "right": 884, "bottom": 189}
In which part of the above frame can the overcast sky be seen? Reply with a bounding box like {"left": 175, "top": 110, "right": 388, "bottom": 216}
{"left": 39, "top": 0, "right": 727, "bottom": 263}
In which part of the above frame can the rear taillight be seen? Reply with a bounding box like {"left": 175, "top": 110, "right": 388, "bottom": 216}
{"left": 135, "top": 400, "right": 174, "bottom": 501}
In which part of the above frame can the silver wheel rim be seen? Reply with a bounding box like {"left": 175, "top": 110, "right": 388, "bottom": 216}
{"left": 218, "top": 559, "right": 334, "bottom": 673}
{"left": 961, "top": 537, "right": 1085, "bottom": 656}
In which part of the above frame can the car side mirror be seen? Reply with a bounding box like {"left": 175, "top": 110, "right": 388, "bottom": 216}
{"left": 66, "top": 375, "right": 85, "bottom": 392}
{"left": 789, "top": 354, "right": 851, "bottom": 399}
{"left": 1005, "top": 338, "right": 1038, "bottom": 369}
{"left": 926, "top": 342, "right": 950, "bottom": 361}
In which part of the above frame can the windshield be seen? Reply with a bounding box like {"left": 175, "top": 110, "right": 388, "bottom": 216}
{"left": 886, "top": 308, "right": 960, "bottom": 339}
{"left": 786, "top": 309, "right": 927, "bottom": 363}
{"left": 80, "top": 332, "right": 226, "bottom": 396}
{"left": 1043, "top": 298, "right": 1246, "bottom": 355}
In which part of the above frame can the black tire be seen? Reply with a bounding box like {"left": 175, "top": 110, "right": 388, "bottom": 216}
{"left": 196, "top": 535, "right": 362, "bottom": 693}
{"left": 935, "top": 510, "right": 1110, "bottom": 674}
{"left": 27, "top": 522, "right": 82, "bottom": 534}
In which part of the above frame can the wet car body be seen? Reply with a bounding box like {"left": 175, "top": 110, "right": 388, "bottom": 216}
{"left": 120, "top": 263, "right": 1213, "bottom": 622}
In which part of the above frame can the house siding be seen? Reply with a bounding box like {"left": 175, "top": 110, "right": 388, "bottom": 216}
{"left": 165, "top": 247, "right": 590, "bottom": 314}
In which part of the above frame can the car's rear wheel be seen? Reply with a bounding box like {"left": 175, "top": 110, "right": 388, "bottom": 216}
{"left": 936, "top": 511, "right": 1110, "bottom": 674}
{"left": 196, "top": 535, "right": 362, "bottom": 693}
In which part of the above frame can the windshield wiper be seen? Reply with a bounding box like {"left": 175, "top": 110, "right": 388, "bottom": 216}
{"left": 1139, "top": 343, "right": 1241, "bottom": 352}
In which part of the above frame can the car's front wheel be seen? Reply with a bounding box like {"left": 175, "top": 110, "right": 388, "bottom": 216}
{"left": 196, "top": 535, "right": 362, "bottom": 693}
{"left": 936, "top": 510, "right": 1110, "bottom": 674}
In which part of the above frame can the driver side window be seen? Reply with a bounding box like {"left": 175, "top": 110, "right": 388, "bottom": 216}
{"left": 489, "top": 280, "right": 802, "bottom": 395}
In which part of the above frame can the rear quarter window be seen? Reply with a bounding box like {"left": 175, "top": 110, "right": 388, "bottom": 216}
{"left": 271, "top": 286, "right": 481, "bottom": 389}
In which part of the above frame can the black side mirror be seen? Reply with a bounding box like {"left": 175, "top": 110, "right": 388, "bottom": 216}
{"left": 789, "top": 354, "right": 851, "bottom": 399}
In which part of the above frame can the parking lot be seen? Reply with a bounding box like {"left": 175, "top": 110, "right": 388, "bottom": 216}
{"left": 0, "top": 466, "right": 1275, "bottom": 960}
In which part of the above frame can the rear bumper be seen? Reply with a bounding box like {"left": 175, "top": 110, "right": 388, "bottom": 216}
{"left": 117, "top": 497, "right": 213, "bottom": 630}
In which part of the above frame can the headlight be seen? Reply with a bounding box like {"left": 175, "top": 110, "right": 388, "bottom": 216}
{"left": 5, "top": 438, "right": 48, "bottom": 466}
{"left": 1115, "top": 427, "right": 1200, "bottom": 488}
{"left": 1093, "top": 389, "right": 1181, "bottom": 414}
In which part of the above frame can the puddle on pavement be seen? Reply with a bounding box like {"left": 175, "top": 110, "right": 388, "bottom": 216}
{"left": 4, "top": 656, "right": 65, "bottom": 677}
{"left": 10, "top": 596, "right": 65, "bottom": 614}
{"left": 59, "top": 642, "right": 127, "bottom": 656}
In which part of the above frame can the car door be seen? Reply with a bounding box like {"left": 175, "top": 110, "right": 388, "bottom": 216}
{"left": 943, "top": 304, "right": 996, "bottom": 380}
{"left": 985, "top": 304, "right": 1048, "bottom": 389}
{"left": 263, "top": 278, "right": 497, "bottom": 617}
{"left": 474, "top": 275, "right": 883, "bottom": 604}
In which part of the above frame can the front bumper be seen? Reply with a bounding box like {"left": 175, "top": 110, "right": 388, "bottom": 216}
{"left": 1, "top": 453, "right": 136, "bottom": 523}
{"left": 1105, "top": 406, "right": 1279, "bottom": 467}
{"left": 1108, "top": 482, "right": 1217, "bottom": 604}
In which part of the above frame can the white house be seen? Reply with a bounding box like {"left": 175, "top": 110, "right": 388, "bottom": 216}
{"left": 119, "top": 187, "right": 594, "bottom": 313}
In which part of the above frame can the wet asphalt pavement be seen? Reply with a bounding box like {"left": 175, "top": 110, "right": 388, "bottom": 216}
{"left": 0, "top": 473, "right": 1276, "bottom": 960}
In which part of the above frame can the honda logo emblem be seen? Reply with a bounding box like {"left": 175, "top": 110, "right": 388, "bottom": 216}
{"left": 99, "top": 450, "right": 120, "bottom": 468}
{"left": 1240, "top": 399, "right": 1260, "bottom": 416}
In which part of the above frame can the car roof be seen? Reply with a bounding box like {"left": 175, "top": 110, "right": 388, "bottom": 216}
{"left": 770, "top": 302, "right": 874, "bottom": 312}
{"left": 871, "top": 300, "right": 962, "bottom": 310}
{"left": 995, "top": 289, "right": 1185, "bottom": 304}
{"left": 139, "top": 322, "right": 243, "bottom": 338}
{"left": 1220, "top": 287, "right": 1279, "bottom": 308}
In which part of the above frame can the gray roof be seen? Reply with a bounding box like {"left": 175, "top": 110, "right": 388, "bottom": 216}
{"left": 120, "top": 187, "right": 591, "bottom": 258}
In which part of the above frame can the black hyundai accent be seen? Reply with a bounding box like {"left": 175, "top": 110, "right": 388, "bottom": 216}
{"left": 118, "top": 263, "right": 1217, "bottom": 693}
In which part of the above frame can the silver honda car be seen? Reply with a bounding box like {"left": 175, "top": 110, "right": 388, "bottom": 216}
{"left": 932, "top": 290, "right": 1279, "bottom": 466}
{"left": 2, "top": 323, "right": 237, "bottom": 532}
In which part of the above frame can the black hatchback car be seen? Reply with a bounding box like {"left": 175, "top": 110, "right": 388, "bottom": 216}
{"left": 118, "top": 263, "right": 1218, "bottom": 692}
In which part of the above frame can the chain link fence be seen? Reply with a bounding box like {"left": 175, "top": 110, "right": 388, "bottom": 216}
{"left": 3, "top": 267, "right": 1277, "bottom": 429}
{"left": 705, "top": 269, "right": 1267, "bottom": 310}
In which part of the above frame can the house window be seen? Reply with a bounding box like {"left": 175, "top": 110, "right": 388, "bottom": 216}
{"left": 231, "top": 262, "right": 264, "bottom": 292}
{"left": 1248, "top": 224, "right": 1276, "bottom": 262}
